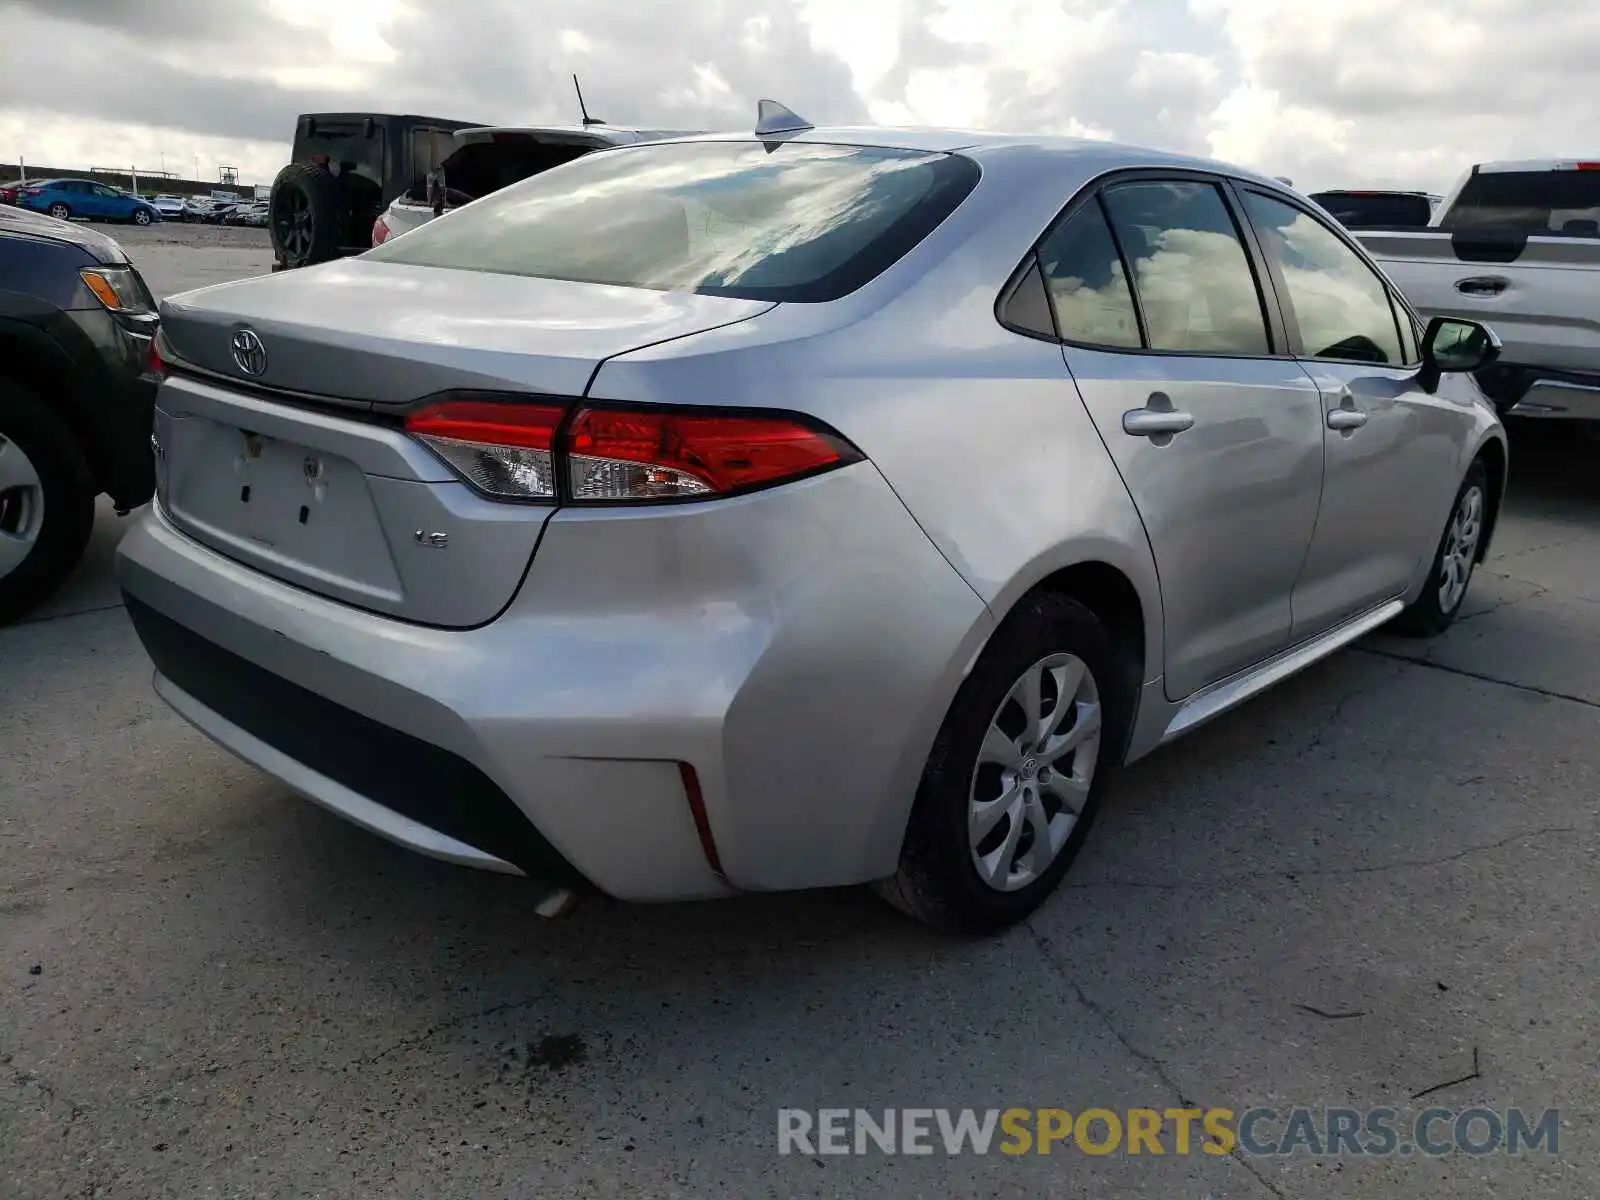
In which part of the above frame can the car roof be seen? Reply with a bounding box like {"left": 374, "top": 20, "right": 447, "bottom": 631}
{"left": 1309, "top": 189, "right": 1435, "bottom": 198}
{"left": 452, "top": 124, "right": 708, "bottom": 146}
{"left": 644, "top": 125, "right": 1290, "bottom": 189}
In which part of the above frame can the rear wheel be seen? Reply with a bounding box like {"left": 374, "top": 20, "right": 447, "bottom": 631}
{"left": 0, "top": 380, "right": 96, "bottom": 625}
{"left": 877, "top": 593, "right": 1130, "bottom": 933}
{"left": 268, "top": 163, "right": 344, "bottom": 268}
{"left": 1391, "top": 459, "right": 1489, "bottom": 637}
{"left": 47, "top": 202, "right": 70, "bottom": 221}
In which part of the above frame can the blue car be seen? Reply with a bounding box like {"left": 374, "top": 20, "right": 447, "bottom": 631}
{"left": 16, "top": 179, "right": 162, "bottom": 226}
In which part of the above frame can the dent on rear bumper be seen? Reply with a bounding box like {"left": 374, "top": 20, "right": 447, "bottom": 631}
{"left": 117, "top": 463, "right": 993, "bottom": 900}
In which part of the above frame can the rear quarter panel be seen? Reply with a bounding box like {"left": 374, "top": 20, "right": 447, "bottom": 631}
{"left": 590, "top": 144, "right": 1167, "bottom": 677}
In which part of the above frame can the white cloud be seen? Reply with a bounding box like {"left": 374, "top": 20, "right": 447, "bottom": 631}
{"left": 1, "top": 0, "right": 1596, "bottom": 194}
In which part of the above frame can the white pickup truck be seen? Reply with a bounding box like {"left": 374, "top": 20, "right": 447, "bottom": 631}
{"left": 1355, "top": 160, "right": 1600, "bottom": 423}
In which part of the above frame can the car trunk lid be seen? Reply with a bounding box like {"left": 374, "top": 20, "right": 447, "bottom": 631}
{"left": 153, "top": 261, "right": 772, "bottom": 626}
{"left": 158, "top": 257, "right": 771, "bottom": 403}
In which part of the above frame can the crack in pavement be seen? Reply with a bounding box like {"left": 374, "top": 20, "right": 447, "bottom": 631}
{"left": 1488, "top": 530, "right": 1589, "bottom": 559}
{"left": 6, "top": 601, "right": 127, "bottom": 630}
{"left": 1298, "top": 664, "right": 1407, "bottom": 758}
{"left": 353, "top": 992, "right": 555, "bottom": 1067}
{"left": 1450, "top": 575, "right": 1551, "bottom": 626}
{"left": 1066, "top": 826, "right": 1579, "bottom": 893}
{"left": 1023, "top": 921, "right": 1291, "bottom": 1199}
{"left": 6, "top": 1059, "right": 86, "bottom": 1124}
{"left": 1356, "top": 646, "right": 1600, "bottom": 710}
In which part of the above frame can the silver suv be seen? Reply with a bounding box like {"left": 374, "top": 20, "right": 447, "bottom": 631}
{"left": 118, "top": 121, "right": 1507, "bottom": 932}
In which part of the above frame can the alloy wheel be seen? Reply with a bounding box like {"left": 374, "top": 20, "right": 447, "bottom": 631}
{"left": 273, "top": 189, "right": 314, "bottom": 259}
{"left": 0, "top": 434, "right": 45, "bottom": 580}
{"left": 968, "top": 652, "right": 1102, "bottom": 892}
{"left": 1438, "top": 484, "right": 1484, "bottom": 613}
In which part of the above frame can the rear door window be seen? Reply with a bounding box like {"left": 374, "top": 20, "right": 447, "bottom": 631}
{"left": 1440, "top": 169, "right": 1600, "bottom": 237}
{"left": 1099, "top": 180, "right": 1272, "bottom": 356}
{"left": 364, "top": 140, "right": 981, "bottom": 302}
{"left": 1034, "top": 200, "right": 1142, "bottom": 348}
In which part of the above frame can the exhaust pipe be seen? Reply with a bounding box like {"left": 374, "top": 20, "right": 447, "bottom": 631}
{"left": 535, "top": 887, "right": 580, "bottom": 918}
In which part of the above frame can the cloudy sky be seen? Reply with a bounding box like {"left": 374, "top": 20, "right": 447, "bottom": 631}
{"left": 0, "top": 0, "right": 1594, "bottom": 194}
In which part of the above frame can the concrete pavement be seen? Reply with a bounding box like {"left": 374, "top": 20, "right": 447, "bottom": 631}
{"left": 2, "top": 232, "right": 1597, "bottom": 1198}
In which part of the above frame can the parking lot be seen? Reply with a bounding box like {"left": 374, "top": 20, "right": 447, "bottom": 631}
{"left": 3, "top": 224, "right": 1599, "bottom": 1198}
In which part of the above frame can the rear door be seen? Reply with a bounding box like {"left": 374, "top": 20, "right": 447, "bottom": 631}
{"left": 59, "top": 181, "right": 94, "bottom": 215}
{"left": 1039, "top": 174, "right": 1327, "bottom": 700}
{"left": 92, "top": 184, "right": 127, "bottom": 219}
{"left": 1426, "top": 164, "right": 1600, "bottom": 374}
{"left": 1236, "top": 186, "right": 1460, "bottom": 634}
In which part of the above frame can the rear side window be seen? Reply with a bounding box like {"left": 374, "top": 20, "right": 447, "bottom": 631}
{"left": 364, "top": 140, "right": 981, "bottom": 302}
{"left": 1440, "top": 169, "right": 1600, "bottom": 237}
{"left": 1100, "top": 180, "right": 1271, "bottom": 356}
{"left": 1035, "top": 201, "right": 1141, "bottom": 348}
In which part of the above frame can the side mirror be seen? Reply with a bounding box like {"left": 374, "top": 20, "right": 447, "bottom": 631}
{"left": 1418, "top": 316, "right": 1501, "bottom": 393}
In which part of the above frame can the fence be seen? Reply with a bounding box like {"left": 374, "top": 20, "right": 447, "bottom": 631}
{"left": 0, "top": 163, "right": 261, "bottom": 199}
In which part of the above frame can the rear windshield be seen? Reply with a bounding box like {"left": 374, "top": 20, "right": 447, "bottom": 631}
{"left": 1440, "top": 170, "right": 1600, "bottom": 238}
{"left": 362, "top": 140, "right": 981, "bottom": 302}
{"left": 1309, "top": 192, "right": 1434, "bottom": 229}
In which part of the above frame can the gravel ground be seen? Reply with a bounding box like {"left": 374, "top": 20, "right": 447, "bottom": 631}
{"left": 113, "top": 220, "right": 276, "bottom": 300}
{"left": 2, "top": 239, "right": 1599, "bottom": 1199}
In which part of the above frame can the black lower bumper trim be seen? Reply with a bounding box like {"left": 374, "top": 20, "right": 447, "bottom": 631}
{"left": 1475, "top": 362, "right": 1600, "bottom": 408}
{"left": 124, "top": 595, "right": 586, "bottom": 886}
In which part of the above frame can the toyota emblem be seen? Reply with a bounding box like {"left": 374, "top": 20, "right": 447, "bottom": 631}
{"left": 231, "top": 327, "right": 267, "bottom": 377}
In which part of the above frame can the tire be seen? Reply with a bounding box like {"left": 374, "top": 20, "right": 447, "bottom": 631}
{"left": 132, "top": 207, "right": 152, "bottom": 226}
{"left": 268, "top": 162, "right": 344, "bottom": 268}
{"left": 876, "top": 593, "right": 1132, "bottom": 933}
{"left": 1390, "top": 459, "right": 1490, "bottom": 638}
{"left": 0, "top": 379, "right": 96, "bottom": 626}
{"left": 47, "top": 203, "right": 71, "bottom": 221}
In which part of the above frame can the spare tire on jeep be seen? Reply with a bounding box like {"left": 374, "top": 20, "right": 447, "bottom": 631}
{"left": 268, "top": 162, "right": 344, "bottom": 269}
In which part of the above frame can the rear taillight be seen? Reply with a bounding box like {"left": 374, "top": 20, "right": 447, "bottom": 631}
{"left": 565, "top": 406, "right": 850, "bottom": 501}
{"left": 371, "top": 215, "right": 389, "bottom": 245}
{"left": 404, "top": 396, "right": 564, "bottom": 500}
{"left": 402, "top": 394, "right": 860, "bottom": 504}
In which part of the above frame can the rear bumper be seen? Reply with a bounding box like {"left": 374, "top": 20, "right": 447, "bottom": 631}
{"left": 116, "top": 465, "right": 993, "bottom": 901}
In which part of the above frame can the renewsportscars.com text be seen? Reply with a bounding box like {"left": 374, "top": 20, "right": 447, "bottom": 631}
{"left": 777, "top": 1106, "right": 1560, "bottom": 1158}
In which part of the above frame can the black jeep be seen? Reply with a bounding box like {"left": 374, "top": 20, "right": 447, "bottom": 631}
{"left": 268, "top": 113, "right": 482, "bottom": 270}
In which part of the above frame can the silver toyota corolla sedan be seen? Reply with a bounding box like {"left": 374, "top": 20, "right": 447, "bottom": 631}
{"left": 119, "top": 115, "right": 1507, "bottom": 932}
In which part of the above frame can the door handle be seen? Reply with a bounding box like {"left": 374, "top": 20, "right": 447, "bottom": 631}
{"left": 1122, "top": 392, "right": 1195, "bottom": 444}
{"left": 1456, "top": 276, "right": 1507, "bottom": 297}
{"left": 1326, "top": 387, "right": 1367, "bottom": 433}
